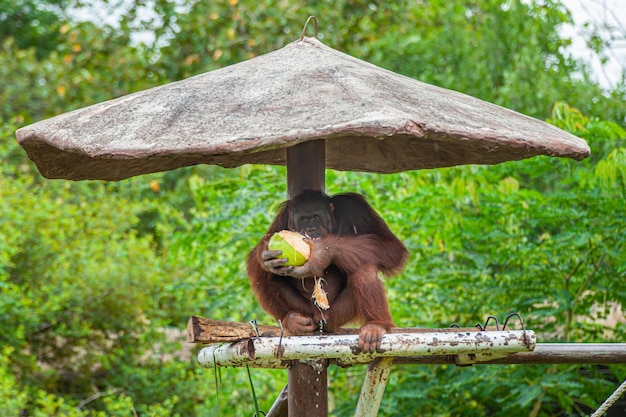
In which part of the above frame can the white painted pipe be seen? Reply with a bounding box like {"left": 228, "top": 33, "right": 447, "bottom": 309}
{"left": 354, "top": 358, "right": 394, "bottom": 417}
{"left": 197, "top": 330, "right": 535, "bottom": 368}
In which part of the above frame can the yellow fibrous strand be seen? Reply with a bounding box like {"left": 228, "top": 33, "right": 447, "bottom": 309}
{"left": 312, "top": 276, "right": 330, "bottom": 310}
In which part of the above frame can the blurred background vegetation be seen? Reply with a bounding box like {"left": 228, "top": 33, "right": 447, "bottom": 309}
{"left": 1, "top": 0, "right": 625, "bottom": 415}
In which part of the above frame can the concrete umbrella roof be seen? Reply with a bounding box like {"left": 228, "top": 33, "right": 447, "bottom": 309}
{"left": 16, "top": 37, "right": 590, "bottom": 181}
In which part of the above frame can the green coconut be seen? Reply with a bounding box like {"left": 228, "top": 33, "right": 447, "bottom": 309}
{"left": 268, "top": 230, "right": 311, "bottom": 266}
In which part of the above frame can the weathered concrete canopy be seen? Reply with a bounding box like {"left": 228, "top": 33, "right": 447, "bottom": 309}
{"left": 16, "top": 37, "right": 590, "bottom": 181}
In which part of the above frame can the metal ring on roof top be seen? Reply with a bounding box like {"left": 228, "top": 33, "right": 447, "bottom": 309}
{"left": 300, "top": 16, "right": 318, "bottom": 40}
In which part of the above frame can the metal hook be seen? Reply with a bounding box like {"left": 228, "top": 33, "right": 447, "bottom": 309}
{"left": 299, "top": 16, "right": 318, "bottom": 40}
{"left": 250, "top": 319, "right": 260, "bottom": 337}
{"left": 502, "top": 312, "right": 525, "bottom": 331}
{"left": 483, "top": 315, "right": 500, "bottom": 331}
{"left": 474, "top": 315, "right": 502, "bottom": 331}
{"left": 502, "top": 312, "right": 531, "bottom": 348}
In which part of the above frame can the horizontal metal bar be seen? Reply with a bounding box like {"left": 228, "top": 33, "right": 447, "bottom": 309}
{"left": 197, "top": 330, "right": 535, "bottom": 368}
{"left": 479, "top": 343, "right": 626, "bottom": 364}
{"left": 392, "top": 343, "right": 626, "bottom": 365}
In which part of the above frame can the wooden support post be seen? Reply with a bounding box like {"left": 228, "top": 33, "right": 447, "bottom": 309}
{"left": 286, "top": 140, "right": 327, "bottom": 417}
{"left": 288, "top": 360, "right": 328, "bottom": 417}
{"left": 287, "top": 140, "right": 328, "bottom": 417}
{"left": 287, "top": 140, "right": 325, "bottom": 196}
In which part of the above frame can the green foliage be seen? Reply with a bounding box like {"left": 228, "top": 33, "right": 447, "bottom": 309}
{"left": 166, "top": 165, "right": 286, "bottom": 323}
{"left": 0, "top": 20, "right": 164, "bottom": 122}
{"left": 144, "top": 0, "right": 626, "bottom": 123}
{"left": 2, "top": 0, "right": 626, "bottom": 416}
{"left": 0, "top": 348, "right": 28, "bottom": 416}
{"left": 0, "top": 123, "right": 193, "bottom": 413}
{"left": 0, "top": 0, "right": 67, "bottom": 57}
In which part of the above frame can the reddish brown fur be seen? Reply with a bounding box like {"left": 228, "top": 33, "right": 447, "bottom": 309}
{"left": 246, "top": 190, "right": 408, "bottom": 352}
